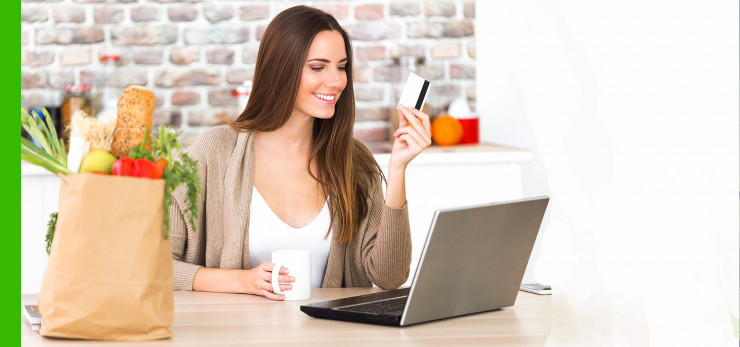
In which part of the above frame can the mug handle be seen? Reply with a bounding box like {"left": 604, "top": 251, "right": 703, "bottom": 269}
{"left": 271, "top": 264, "right": 283, "bottom": 294}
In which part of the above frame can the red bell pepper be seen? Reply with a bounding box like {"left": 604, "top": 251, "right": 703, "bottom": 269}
{"left": 111, "top": 157, "right": 162, "bottom": 179}
{"left": 135, "top": 158, "right": 163, "bottom": 179}
{"left": 111, "top": 157, "right": 136, "bottom": 176}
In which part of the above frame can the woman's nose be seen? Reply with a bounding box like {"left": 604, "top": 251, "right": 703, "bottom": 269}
{"left": 324, "top": 69, "right": 344, "bottom": 89}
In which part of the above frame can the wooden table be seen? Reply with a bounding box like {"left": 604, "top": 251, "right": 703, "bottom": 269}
{"left": 21, "top": 288, "right": 551, "bottom": 346}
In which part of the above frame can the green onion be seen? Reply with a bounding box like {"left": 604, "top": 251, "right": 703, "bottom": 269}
{"left": 21, "top": 107, "right": 70, "bottom": 175}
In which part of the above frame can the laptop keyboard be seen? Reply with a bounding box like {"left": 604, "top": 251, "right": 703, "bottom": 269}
{"left": 335, "top": 296, "right": 408, "bottom": 315}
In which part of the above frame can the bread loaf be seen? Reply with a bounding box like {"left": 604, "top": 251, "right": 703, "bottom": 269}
{"left": 110, "top": 85, "right": 155, "bottom": 158}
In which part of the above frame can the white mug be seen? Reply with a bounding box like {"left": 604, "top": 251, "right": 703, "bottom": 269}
{"left": 271, "top": 250, "right": 311, "bottom": 301}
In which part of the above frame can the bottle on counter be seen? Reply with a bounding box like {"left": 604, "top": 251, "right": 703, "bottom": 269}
{"left": 95, "top": 55, "right": 121, "bottom": 122}
{"left": 447, "top": 98, "right": 479, "bottom": 145}
{"left": 29, "top": 108, "right": 51, "bottom": 148}
{"left": 232, "top": 80, "right": 252, "bottom": 114}
{"left": 22, "top": 93, "right": 62, "bottom": 141}
{"left": 45, "top": 91, "right": 63, "bottom": 141}
{"left": 61, "top": 85, "right": 92, "bottom": 152}
{"left": 21, "top": 97, "right": 30, "bottom": 141}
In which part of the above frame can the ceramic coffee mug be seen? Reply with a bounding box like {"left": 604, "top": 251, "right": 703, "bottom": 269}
{"left": 271, "top": 250, "right": 311, "bottom": 301}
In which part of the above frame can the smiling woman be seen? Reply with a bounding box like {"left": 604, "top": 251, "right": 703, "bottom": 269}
{"left": 230, "top": 6, "right": 365, "bottom": 245}
{"left": 168, "top": 5, "right": 433, "bottom": 301}
{"left": 295, "top": 31, "right": 348, "bottom": 118}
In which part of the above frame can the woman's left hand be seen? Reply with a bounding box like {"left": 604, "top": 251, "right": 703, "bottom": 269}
{"left": 390, "top": 104, "right": 432, "bottom": 169}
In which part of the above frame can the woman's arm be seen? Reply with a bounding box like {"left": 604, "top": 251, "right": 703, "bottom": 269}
{"left": 170, "top": 189, "right": 294, "bottom": 299}
{"left": 354, "top": 104, "right": 430, "bottom": 289}
{"left": 384, "top": 164, "right": 407, "bottom": 208}
{"left": 192, "top": 264, "right": 293, "bottom": 300}
{"left": 359, "top": 178, "right": 413, "bottom": 289}
{"left": 169, "top": 190, "right": 206, "bottom": 291}
{"left": 385, "top": 104, "right": 432, "bottom": 207}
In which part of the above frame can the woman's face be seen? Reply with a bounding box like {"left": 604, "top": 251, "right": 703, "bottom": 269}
{"left": 293, "top": 30, "right": 348, "bottom": 120}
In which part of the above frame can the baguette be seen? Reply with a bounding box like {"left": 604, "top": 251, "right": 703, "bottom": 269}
{"left": 110, "top": 85, "right": 155, "bottom": 158}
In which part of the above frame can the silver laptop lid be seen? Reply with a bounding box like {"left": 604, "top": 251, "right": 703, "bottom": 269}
{"left": 400, "top": 197, "right": 549, "bottom": 326}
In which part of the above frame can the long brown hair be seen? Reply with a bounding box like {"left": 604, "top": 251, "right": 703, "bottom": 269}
{"left": 230, "top": 6, "right": 384, "bottom": 244}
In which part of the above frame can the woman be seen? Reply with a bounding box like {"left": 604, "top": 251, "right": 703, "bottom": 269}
{"left": 169, "top": 5, "right": 432, "bottom": 300}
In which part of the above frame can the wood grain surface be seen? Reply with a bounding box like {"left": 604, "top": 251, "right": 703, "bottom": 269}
{"left": 22, "top": 288, "right": 551, "bottom": 346}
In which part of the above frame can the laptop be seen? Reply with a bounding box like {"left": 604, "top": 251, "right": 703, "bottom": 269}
{"left": 300, "top": 196, "right": 549, "bottom": 326}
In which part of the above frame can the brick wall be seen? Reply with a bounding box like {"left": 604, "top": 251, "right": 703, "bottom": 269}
{"left": 21, "top": 0, "right": 476, "bottom": 148}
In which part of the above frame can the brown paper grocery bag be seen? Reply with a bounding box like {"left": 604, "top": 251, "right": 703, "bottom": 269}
{"left": 38, "top": 173, "right": 174, "bottom": 340}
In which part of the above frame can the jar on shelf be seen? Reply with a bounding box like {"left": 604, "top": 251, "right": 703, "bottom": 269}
{"left": 95, "top": 55, "right": 121, "bottom": 122}
{"left": 61, "top": 85, "right": 92, "bottom": 151}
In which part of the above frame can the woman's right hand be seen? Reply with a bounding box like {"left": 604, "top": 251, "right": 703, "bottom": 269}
{"left": 242, "top": 262, "right": 295, "bottom": 301}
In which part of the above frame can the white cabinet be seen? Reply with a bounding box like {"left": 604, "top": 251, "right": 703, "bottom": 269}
{"left": 21, "top": 166, "right": 60, "bottom": 294}
{"left": 374, "top": 144, "right": 532, "bottom": 286}
{"left": 20, "top": 144, "right": 531, "bottom": 293}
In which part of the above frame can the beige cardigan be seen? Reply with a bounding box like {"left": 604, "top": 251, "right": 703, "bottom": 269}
{"left": 169, "top": 126, "right": 411, "bottom": 291}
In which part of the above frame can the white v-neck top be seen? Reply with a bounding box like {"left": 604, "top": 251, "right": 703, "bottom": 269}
{"left": 248, "top": 187, "right": 331, "bottom": 288}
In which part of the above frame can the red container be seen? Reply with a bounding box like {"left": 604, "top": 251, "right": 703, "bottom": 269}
{"left": 457, "top": 117, "right": 479, "bottom": 144}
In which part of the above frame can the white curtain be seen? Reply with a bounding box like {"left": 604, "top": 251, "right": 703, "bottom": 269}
{"left": 477, "top": 0, "right": 739, "bottom": 345}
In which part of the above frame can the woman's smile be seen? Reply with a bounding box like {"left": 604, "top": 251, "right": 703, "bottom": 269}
{"left": 313, "top": 92, "right": 337, "bottom": 104}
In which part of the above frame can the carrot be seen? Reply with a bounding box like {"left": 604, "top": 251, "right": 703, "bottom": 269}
{"left": 155, "top": 158, "right": 168, "bottom": 172}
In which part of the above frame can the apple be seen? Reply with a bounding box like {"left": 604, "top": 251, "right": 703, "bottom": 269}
{"left": 79, "top": 149, "right": 117, "bottom": 174}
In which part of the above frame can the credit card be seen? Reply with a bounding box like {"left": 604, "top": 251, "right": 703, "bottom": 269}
{"left": 398, "top": 72, "right": 430, "bottom": 111}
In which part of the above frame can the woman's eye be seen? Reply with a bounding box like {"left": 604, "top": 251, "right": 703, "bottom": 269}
{"left": 310, "top": 66, "right": 346, "bottom": 72}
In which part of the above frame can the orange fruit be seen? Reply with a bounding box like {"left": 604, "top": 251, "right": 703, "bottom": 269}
{"left": 431, "top": 115, "right": 463, "bottom": 146}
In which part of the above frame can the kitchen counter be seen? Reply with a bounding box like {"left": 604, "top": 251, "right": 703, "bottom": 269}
{"left": 374, "top": 142, "right": 532, "bottom": 166}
